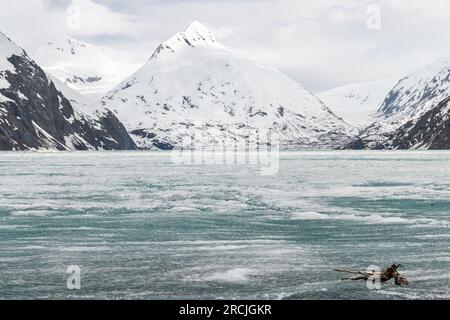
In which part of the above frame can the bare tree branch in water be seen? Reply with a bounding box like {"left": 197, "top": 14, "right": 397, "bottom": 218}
{"left": 334, "top": 264, "right": 410, "bottom": 286}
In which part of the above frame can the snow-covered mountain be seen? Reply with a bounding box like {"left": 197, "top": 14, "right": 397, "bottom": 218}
{"left": 351, "top": 54, "right": 450, "bottom": 149}
{"left": 31, "top": 36, "right": 143, "bottom": 98}
{"left": 318, "top": 78, "right": 399, "bottom": 127}
{"left": 102, "top": 21, "right": 356, "bottom": 150}
{"left": 0, "top": 31, "right": 136, "bottom": 151}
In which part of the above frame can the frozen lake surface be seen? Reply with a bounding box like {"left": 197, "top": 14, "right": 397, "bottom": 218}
{"left": 0, "top": 151, "right": 449, "bottom": 299}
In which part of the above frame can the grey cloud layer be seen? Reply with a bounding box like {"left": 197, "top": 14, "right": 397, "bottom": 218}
{"left": 1, "top": 0, "right": 450, "bottom": 92}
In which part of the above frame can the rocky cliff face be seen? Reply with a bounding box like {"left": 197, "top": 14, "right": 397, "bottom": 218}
{"left": 0, "top": 32, "right": 136, "bottom": 151}
{"left": 358, "top": 97, "right": 450, "bottom": 150}
{"left": 348, "top": 53, "right": 450, "bottom": 150}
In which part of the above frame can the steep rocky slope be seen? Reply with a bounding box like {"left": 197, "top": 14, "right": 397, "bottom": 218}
{"left": 0, "top": 31, "right": 136, "bottom": 151}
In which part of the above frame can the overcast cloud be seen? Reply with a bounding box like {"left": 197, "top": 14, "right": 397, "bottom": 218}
{"left": 1, "top": 0, "right": 450, "bottom": 92}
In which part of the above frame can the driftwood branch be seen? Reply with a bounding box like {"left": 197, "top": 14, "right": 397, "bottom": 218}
{"left": 334, "top": 264, "right": 410, "bottom": 286}
{"left": 334, "top": 268, "right": 363, "bottom": 274}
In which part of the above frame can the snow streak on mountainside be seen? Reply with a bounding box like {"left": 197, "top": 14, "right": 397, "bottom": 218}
{"left": 102, "top": 22, "right": 356, "bottom": 150}
{"left": 318, "top": 78, "right": 399, "bottom": 127}
{"left": 0, "top": 31, "right": 136, "bottom": 151}
{"left": 31, "top": 36, "right": 143, "bottom": 98}
{"left": 351, "top": 54, "right": 450, "bottom": 149}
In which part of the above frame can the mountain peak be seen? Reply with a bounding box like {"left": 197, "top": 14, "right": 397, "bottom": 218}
{"left": 182, "top": 21, "right": 215, "bottom": 40}
{"left": 40, "top": 35, "right": 95, "bottom": 56}
{"left": 0, "top": 31, "right": 25, "bottom": 69}
{"left": 151, "top": 21, "right": 224, "bottom": 59}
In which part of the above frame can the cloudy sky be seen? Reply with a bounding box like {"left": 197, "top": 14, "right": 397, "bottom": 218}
{"left": 1, "top": 0, "right": 450, "bottom": 92}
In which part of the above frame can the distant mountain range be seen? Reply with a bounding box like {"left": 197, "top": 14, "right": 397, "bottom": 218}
{"left": 2, "top": 21, "right": 450, "bottom": 151}
{"left": 0, "top": 31, "right": 136, "bottom": 151}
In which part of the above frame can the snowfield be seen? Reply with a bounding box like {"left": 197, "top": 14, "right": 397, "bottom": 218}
{"left": 30, "top": 36, "right": 144, "bottom": 99}
{"left": 318, "top": 77, "right": 399, "bottom": 127}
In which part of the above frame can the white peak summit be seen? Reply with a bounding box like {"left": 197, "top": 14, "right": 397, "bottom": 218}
{"left": 40, "top": 35, "right": 95, "bottom": 56}
{"left": 182, "top": 21, "right": 217, "bottom": 43}
{"left": 151, "top": 21, "right": 225, "bottom": 59}
{"left": 0, "top": 31, "right": 26, "bottom": 70}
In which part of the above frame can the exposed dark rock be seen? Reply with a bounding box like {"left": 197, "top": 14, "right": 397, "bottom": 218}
{"left": 348, "top": 97, "right": 450, "bottom": 150}
{"left": 152, "top": 140, "right": 175, "bottom": 150}
{"left": 129, "top": 128, "right": 174, "bottom": 150}
{"left": 130, "top": 129, "right": 157, "bottom": 140}
{"left": 384, "top": 97, "right": 450, "bottom": 149}
{"left": 0, "top": 40, "right": 136, "bottom": 151}
{"left": 66, "top": 75, "right": 102, "bottom": 84}
{"left": 346, "top": 138, "right": 366, "bottom": 150}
